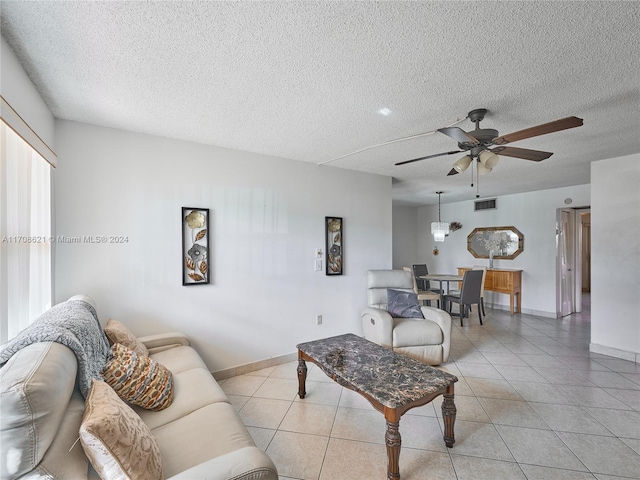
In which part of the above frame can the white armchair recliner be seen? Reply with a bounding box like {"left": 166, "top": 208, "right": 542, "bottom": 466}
{"left": 361, "top": 270, "right": 452, "bottom": 365}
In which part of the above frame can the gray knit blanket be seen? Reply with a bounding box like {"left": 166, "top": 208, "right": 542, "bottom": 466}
{"left": 0, "top": 300, "right": 110, "bottom": 398}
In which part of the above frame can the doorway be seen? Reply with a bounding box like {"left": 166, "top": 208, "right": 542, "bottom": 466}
{"left": 556, "top": 207, "right": 591, "bottom": 317}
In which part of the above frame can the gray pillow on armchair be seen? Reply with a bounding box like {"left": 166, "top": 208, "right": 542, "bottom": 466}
{"left": 387, "top": 289, "right": 424, "bottom": 318}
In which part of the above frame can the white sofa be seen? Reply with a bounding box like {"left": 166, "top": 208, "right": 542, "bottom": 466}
{"left": 0, "top": 296, "right": 278, "bottom": 480}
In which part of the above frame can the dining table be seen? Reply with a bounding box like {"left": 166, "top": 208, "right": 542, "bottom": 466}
{"left": 419, "top": 273, "right": 464, "bottom": 309}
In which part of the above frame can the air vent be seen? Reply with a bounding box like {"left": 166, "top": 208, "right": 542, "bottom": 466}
{"left": 474, "top": 198, "right": 497, "bottom": 211}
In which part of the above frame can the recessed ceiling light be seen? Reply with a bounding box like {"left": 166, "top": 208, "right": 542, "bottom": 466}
{"left": 377, "top": 108, "right": 392, "bottom": 116}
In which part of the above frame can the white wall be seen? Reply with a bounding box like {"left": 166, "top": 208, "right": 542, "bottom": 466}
{"left": 590, "top": 154, "right": 640, "bottom": 361}
{"left": 54, "top": 120, "right": 392, "bottom": 371}
{"left": 412, "top": 184, "right": 590, "bottom": 316}
{"left": 0, "top": 36, "right": 55, "bottom": 148}
{"left": 392, "top": 205, "right": 420, "bottom": 270}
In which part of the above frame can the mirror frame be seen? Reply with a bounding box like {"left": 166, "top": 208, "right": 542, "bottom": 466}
{"left": 467, "top": 226, "right": 524, "bottom": 260}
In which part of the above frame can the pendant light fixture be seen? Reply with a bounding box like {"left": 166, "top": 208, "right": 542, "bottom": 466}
{"left": 431, "top": 191, "right": 450, "bottom": 242}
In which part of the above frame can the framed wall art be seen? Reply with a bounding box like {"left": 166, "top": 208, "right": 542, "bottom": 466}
{"left": 325, "top": 216, "right": 343, "bottom": 276}
{"left": 182, "top": 207, "right": 210, "bottom": 285}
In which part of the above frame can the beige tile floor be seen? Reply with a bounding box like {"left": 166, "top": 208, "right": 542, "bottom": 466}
{"left": 219, "top": 300, "right": 640, "bottom": 480}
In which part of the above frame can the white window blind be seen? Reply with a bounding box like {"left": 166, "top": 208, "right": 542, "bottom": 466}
{"left": 0, "top": 119, "right": 52, "bottom": 344}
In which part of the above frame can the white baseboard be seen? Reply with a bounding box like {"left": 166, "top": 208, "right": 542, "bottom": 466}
{"left": 212, "top": 352, "right": 298, "bottom": 381}
{"left": 590, "top": 343, "right": 640, "bottom": 363}
{"left": 486, "top": 302, "right": 556, "bottom": 318}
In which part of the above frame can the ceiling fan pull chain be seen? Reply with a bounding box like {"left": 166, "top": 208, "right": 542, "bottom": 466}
{"left": 476, "top": 160, "right": 481, "bottom": 198}
{"left": 470, "top": 158, "right": 475, "bottom": 188}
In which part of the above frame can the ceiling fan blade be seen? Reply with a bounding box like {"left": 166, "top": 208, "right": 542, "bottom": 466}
{"left": 492, "top": 116, "right": 583, "bottom": 145}
{"left": 395, "top": 150, "right": 462, "bottom": 166}
{"left": 438, "top": 127, "right": 479, "bottom": 145}
{"left": 491, "top": 146, "right": 553, "bottom": 162}
{"left": 447, "top": 168, "right": 459, "bottom": 176}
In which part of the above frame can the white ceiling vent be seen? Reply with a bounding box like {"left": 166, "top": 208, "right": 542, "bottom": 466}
{"left": 475, "top": 198, "right": 497, "bottom": 211}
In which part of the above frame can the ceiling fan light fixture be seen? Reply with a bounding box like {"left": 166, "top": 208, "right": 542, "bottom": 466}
{"left": 453, "top": 155, "right": 472, "bottom": 173}
{"left": 479, "top": 150, "right": 500, "bottom": 168}
{"left": 477, "top": 162, "right": 492, "bottom": 176}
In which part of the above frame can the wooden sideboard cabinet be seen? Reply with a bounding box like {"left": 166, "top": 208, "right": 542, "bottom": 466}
{"left": 458, "top": 267, "right": 522, "bottom": 315}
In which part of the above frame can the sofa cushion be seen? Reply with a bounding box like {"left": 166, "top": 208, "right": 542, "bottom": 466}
{"left": 102, "top": 343, "right": 174, "bottom": 411}
{"left": 149, "top": 345, "right": 208, "bottom": 374}
{"left": 0, "top": 342, "right": 77, "bottom": 479}
{"left": 134, "top": 367, "right": 229, "bottom": 430}
{"left": 151, "top": 402, "right": 256, "bottom": 478}
{"left": 80, "top": 380, "right": 163, "bottom": 480}
{"left": 387, "top": 289, "right": 424, "bottom": 318}
{"left": 392, "top": 317, "right": 443, "bottom": 347}
{"left": 104, "top": 319, "right": 148, "bottom": 356}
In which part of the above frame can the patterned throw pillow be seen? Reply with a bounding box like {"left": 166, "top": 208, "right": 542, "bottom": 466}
{"left": 102, "top": 343, "right": 174, "bottom": 411}
{"left": 104, "top": 319, "right": 149, "bottom": 356}
{"left": 387, "top": 289, "right": 425, "bottom": 318}
{"left": 79, "top": 380, "right": 163, "bottom": 480}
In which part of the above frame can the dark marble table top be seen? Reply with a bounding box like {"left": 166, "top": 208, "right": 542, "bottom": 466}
{"left": 297, "top": 333, "right": 457, "bottom": 409}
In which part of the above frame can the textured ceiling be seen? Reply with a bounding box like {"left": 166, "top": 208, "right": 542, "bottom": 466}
{"left": 1, "top": 1, "right": 638, "bottom": 206}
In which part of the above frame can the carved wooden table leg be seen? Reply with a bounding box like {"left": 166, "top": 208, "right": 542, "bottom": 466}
{"left": 385, "top": 416, "right": 401, "bottom": 480}
{"left": 441, "top": 385, "right": 456, "bottom": 448}
{"left": 297, "top": 352, "right": 307, "bottom": 399}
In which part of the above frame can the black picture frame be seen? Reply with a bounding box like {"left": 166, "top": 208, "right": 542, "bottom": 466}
{"left": 325, "top": 216, "right": 343, "bottom": 275}
{"left": 182, "top": 207, "right": 210, "bottom": 285}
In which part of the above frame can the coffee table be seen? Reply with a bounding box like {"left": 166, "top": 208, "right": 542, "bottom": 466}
{"left": 296, "top": 333, "right": 457, "bottom": 480}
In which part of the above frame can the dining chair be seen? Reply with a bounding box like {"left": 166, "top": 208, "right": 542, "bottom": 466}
{"left": 443, "top": 269, "right": 484, "bottom": 326}
{"left": 472, "top": 265, "right": 488, "bottom": 316}
{"left": 449, "top": 267, "right": 486, "bottom": 315}
{"left": 411, "top": 264, "right": 428, "bottom": 291}
{"left": 403, "top": 267, "right": 440, "bottom": 307}
{"left": 412, "top": 264, "right": 443, "bottom": 295}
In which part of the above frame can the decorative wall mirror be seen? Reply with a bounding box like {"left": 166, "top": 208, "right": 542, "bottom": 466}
{"left": 467, "top": 226, "right": 524, "bottom": 259}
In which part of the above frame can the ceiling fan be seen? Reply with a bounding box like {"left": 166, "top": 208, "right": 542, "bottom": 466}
{"left": 395, "top": 109, "right": 583, "bottom": 176}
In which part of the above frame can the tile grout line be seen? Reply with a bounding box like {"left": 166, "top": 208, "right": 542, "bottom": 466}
{"left": 315, "top": 386, "right": 345, "bottom": 480}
